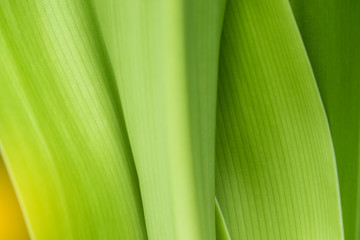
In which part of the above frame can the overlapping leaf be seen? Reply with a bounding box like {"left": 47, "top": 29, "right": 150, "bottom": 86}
{"left": 0, "top": 0, "right": 357, "bottom": 240}
{"left": 289, "top": 1, "right": 360, "bottom": 238}
{"left": 215, "top": 0, "right": 343, "bottom": 238}
{"left": 0, "top": 1, "right": 146, "bottom": 239}
{"left": 92, "top": 0, "right": 226, "bottom": 239}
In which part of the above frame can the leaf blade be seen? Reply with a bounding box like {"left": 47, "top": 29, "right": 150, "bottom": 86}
{"left": 215, "top": 0, "right": 343, "bottom": 238}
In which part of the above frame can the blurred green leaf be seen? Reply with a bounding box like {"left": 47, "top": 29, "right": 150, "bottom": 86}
{"left": 92, "top": 0, "right": 226, "bottom": 239}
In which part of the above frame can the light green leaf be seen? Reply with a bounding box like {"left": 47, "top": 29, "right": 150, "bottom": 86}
{"left": 215, "top": 0, "right": 343, "bottom": 238}
{"left": 94, "top": 0, "right": 224, "bottom": 240}
{"left": 0, "top": 1, "right": 146, "bottom": 239}
{"left": 92, "top": 0, "right": 226, "bottom": 239}
{"left": 289, "top": 1, "right": 360, "bottom": 238}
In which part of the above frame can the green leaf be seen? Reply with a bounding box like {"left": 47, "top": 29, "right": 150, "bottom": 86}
{"left": 0, "top": 1, "right": 146, "bottom": 239}
{"left": 92, "top": 0, "right": 226, "bottom": 239}
{"left": 215, "top": 0, "right": 343, "bottom": 238}
{"left": 289, "top": 1, "right": 360, "bottom": 238}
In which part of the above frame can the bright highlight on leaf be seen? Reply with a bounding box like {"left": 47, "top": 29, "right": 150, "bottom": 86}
{"left": 0, "top": 0, "right": 358, "bottom": 240}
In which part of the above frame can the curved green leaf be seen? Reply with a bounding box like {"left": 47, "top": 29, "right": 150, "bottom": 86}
{"left": 215, "top": 0, "right": 343, "bottom": 238}
{"left": 0, "top": 1, "right": 146, "bottom": 239}
{"left": 289, "top": 1, "right": 360, "bottom": 238}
